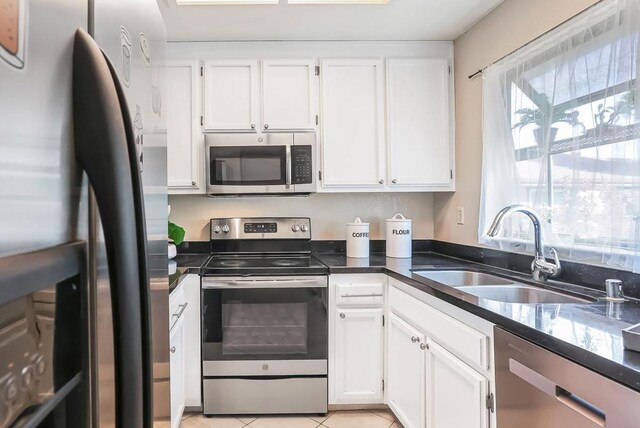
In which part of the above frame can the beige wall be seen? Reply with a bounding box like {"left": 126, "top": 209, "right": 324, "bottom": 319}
{"left": 169, "top": 193, "right": 434, "bottom": 241}
{"left": 433, "top": 0, "right": 600, "bottom": 246}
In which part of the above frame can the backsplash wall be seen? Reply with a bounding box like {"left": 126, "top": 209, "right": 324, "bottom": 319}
{"left": 168, "top": 193, "right": 434, "bottom": 241}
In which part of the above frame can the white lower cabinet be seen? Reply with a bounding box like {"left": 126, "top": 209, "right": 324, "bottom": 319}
{"left": 329, "top": 274, "right": 385, "bottom": 405}
{"left": 387, "top": 313, "right": 426, "bottom": 428}
{"left": 182, "top": 275, "right": 201, "bottom": 408}
{"left": 169, "top": 287, "right": 186, "bottom": 428}
{"left": 425, "top": 338, "right": 489, "bottom": 428}
{"left": 333, "top": 307, "right": 384, "bottom": 403}
{"left": 329, "top": 275, "right": 495, "bottom": 427}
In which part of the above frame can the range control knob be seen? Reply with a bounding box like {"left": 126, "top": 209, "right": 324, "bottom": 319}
{"left": 213, "top": 225, "right": 222, "bottom": 234}
{"left": 221, "top": 225, "right": 230, "bottom": 234}
{"left": 300, "top": 224, "right": 308, "bottom": 232}
{"left": 291, "top": 225, "right": 300, "bottom": 232}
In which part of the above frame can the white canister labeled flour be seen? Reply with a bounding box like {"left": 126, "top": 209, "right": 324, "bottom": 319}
{"left": 347, "top": 217, "right": 370, "bottom": 258}
{"left": 386, "top": 213, "right": 412, "bottom": 258}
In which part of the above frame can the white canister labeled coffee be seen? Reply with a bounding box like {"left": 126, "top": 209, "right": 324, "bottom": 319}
{"left": 386, "top": 213, "right": 412, "bottom": 258}
{"left": 347, "top": 217, "right": 370, "bottom": 258}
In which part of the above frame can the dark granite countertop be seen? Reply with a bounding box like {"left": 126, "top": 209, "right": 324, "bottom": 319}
{"left": 170, "top": 246, "right": 640, "bottom": 392}
{"left": 315, "top": 250, "right": 640, "bottom": 392}
{"left": 168, "top": 266, "right": 188, "bottom": 294}
{"left": 169, "top": 253, "right": 210, "bottom": 294}
{"left": 173, "top": 253, "right": 211, "bottom": 271}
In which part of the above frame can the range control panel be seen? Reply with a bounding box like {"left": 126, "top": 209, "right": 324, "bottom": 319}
{"left": 211, "top": 217, "right": 311, "bottom": 240}
{"left": 244, "top": 222, "right": 278, "bottom": 234}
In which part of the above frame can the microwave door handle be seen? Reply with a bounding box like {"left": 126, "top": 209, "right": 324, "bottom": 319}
{"left": 286, "top": 145, "right": 292, "bottom": 188}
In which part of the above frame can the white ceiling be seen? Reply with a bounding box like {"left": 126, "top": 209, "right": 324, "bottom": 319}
{"left": 158, "top": 0, "right": 504, "bottom": 42}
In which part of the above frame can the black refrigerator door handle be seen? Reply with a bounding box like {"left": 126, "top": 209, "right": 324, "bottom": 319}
{"left": 72, "top": 28, "right": 151, "bottom": 428}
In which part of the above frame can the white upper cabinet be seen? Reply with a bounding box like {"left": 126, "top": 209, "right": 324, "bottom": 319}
{"left": 320, "top": 59, "right": 386, "bottom": 190}
{"left": 261, "top": 59, "right": 316, "bottom": 131}
{"left": 387, "top": 313, "right": 426, "bottom": 428}
{"left": 425, "top": 339, "right": 489, "bottom": 428}
{"left": 166, "top": 60, "right": 203, "bottom": 193}
{"left": 203, "top": 59, "right": 259, "bottom": 132}
{"left": 386, "top": 58, "right": 453, "bottom": 190}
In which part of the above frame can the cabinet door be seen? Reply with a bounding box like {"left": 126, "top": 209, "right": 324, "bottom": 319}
{"left": 333, "top": 308, "right": 384, "bottom": 403}
{"left": 170, "top": 312, "right": 186, "bottom": 428}
{"left": 387, "top": 313, "right": 426, "bottom": 428}
{"left": 425, "top": 339, "right": 489, "bottom": 428}
{"left": 203, "top": 59, "right": 259, "bottom": 132}
{"left": 182, "top": 275, "right": 201, "bottom": 408}
{"left": 387, "top": 58, "right": 452, "bottom": 190}
{"left": 262, "top": 59, "right": 316, "bottom": 131}
{"left": 166, "top": 61, "right": 202, "bottom": 192}
{"left": 320, "top": 59, "right": 385, "bottom": 190}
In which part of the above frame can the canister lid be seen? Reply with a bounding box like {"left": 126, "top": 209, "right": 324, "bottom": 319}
{"left": 386, "top": 213, "right": 412, "bottom": 222}
{"left": 348, "top": 217, "right": 369, "bottom": 226}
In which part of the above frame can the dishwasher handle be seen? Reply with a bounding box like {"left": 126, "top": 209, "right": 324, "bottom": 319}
{"left": 509, "top": 359, "right": 606, "bottom": 427}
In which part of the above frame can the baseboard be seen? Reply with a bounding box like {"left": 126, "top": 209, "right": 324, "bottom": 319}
{"left": 328, "top": 403, "right": 388, "bottom": 411}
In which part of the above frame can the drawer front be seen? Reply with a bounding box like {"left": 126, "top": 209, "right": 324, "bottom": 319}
{"left": 335, "top": 282, "right": 384, "bottom": 306}
{"left": 203, "top": 377, "right": 328, "bottom": 414}
{"left": 389, "top": 285, "right": 488, "bottom": 371}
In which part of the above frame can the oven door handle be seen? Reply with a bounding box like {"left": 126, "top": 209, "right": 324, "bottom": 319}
{"left": 285, "top": 145, "right": 292, "bottom": 188}
{"left": 203, "top": 276, "right": 327, "bottom": 289}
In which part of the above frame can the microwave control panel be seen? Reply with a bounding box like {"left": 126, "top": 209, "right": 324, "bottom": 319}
{"left": 291, "top": 146, "right": 313, "bottom": 184}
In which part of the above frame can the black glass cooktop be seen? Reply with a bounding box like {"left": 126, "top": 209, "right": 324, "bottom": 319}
{"left": 202, "top": 254, "right": 328, "bottom": 276}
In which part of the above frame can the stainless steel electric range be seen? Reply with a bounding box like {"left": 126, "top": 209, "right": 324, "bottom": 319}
{"left": 200, "top": 217, "right": 328, "bottom": 415}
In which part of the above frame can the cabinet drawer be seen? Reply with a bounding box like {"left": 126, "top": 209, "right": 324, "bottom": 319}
{"left": 335, "top": 282, "right": 384, "bottom": 306}
{"left": 389, "top": 285, "right": 488, "bottom": 371}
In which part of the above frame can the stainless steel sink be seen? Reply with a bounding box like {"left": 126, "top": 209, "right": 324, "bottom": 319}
{"left": 413, "top": 270, "right": 515, "bottom": 287}
{"left": 413, "top": 270, "right": 596, "bottom": 304}
{"left": 456, "top": 285, "right": 594, "bottom": 304}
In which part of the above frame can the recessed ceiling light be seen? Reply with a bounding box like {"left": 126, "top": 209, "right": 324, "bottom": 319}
{"left": 175, "top": 0, "right": 278, "bottom": 5}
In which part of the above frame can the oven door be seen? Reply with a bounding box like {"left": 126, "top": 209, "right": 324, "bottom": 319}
{"left": 206, "top": 133, "right": 294, "bottom": 195}
{"left": 201, "top": 276, "right": 328, "bottom": 377}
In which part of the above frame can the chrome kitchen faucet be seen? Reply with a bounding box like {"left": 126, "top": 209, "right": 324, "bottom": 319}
{"left": 486, "top": 204, "right": 561, "bottom": 282}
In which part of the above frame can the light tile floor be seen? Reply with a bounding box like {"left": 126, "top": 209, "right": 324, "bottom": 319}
{"left": 180, "top": 410, "right": 403, "bottom": 428}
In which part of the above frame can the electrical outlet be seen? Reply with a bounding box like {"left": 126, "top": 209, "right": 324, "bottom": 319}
{"left": 456, "top": 207, "right": 465, "bottom": 225}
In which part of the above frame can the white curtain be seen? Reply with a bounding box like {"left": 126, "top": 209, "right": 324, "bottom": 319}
{"left": 479, "top": 0, "right": 640, "bottom": 273}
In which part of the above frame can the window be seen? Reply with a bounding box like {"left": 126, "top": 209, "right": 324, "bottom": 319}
{"left": 480, "top": 0, "right": 640, "bottom": 273}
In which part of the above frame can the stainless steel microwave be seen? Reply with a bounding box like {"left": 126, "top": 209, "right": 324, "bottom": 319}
{"left": 205, "top": 133, "right": 316, "bottom": 196}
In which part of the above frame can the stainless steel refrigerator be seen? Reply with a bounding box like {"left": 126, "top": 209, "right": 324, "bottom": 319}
{"left": 0, "top": 0, "right": 169, "bottom": 427}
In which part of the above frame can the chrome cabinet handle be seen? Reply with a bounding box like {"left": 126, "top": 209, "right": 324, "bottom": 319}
{"left": 251, "top": 123, "right": 256, "bottom": 130}
{"left": 191, "top": 181, "right": 196, "bottom": 186}
{"left": 420, "top": 343, "right": 429, "bottom": 350}
{"left": 169, "top": 302, "right": 189, "bottom": 332}
{"left": 340, "top": 313, "right": 346, "bottom": 319}
{"left": 172, "top": 303, "right": 188, "bottom": 319}
{"left": 379, "top": 179, "right": 384, "bottom": 184}
{"left": 411, "top": 336, "right": 420, "bottom": 343}
{"left": 170, "top": 346, "right": 176, "bottom": 353}
{"left": 392, "top": 179, "right": 397, "bottom": 184}
{"left": 264, "top": 124, "right": 269, "bottom": 129}
{"left": 340, "top": 293, "right": 383, "bottom": 298}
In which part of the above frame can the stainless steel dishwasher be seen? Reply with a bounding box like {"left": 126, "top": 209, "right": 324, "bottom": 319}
{"left": 495, "top": 327, "right": 640, "bottom": 427}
